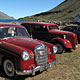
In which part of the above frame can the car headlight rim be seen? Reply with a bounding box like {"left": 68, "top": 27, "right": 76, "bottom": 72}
{"left": 53, "top": 46, "right": 57, "bottom": 53}
{"left": 21, "top": 51, "right": 29, "bottom": 61}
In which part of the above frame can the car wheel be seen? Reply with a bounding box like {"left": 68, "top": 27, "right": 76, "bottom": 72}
{"left": 55, "top": 43, "right": 64, "bottom": 54}
{"left": 3, "top": 59, "right": 15, "bottom": 78}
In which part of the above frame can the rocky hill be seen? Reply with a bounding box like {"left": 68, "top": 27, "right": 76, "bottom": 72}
{"left": 19, "top": 0, "right": 80, "bottom": 22}
{"left": 0, "top": 11, "right": 14, "bottom": 19}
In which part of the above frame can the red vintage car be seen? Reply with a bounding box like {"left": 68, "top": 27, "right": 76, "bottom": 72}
{"left": 21, "top": 22, "right": 78, "bottom": 54}
{"left": 0, "top": 23, "right": 57, "bottom": 77}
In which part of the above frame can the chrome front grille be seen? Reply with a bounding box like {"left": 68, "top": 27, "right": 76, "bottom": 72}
{"left": 35, "top": 48, "right": 48, "bottom": 66}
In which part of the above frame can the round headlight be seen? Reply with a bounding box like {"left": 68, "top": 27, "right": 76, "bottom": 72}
{"left": 21, "top": 51, "right": 29, "bottom": 61}
{"left": 53, "top": 46, "right": 57, "bottom": 53}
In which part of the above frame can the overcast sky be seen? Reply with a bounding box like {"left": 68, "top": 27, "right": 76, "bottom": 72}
{"left": 0, "top": 0, "right": 64, "bottom": 19}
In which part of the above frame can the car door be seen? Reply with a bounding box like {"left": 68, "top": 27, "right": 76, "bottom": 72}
{"left": 32, "top": 25, "right": 49, "bottom": 41}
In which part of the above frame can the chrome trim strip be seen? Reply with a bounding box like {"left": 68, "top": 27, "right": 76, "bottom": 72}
{"left": 16, "top": 58, "right": 57, "bottom": 75}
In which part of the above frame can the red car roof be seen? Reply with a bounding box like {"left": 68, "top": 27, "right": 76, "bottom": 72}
{"left": 22, "top": 22, "right": 57, "bottom": 26}
{"left": 0, "top": 23, "right": 24, "bottom": 27}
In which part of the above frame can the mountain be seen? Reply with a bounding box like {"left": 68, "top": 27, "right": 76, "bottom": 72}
{"left": 19, "top": 0, "right": 80, "bottom": 22}
{"left": 0, "top": 11, "right": 14, "bottom": 19}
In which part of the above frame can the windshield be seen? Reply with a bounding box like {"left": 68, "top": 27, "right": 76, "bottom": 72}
{"left": 48, "top": 25, "right": 59, "bottom": 30}
{"left": 0, "top": 27, "right": 29, "bottom": 39}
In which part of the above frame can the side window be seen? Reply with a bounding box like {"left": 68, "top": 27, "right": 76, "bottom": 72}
{"left": 69, "top": 26, "right": 78, "bottom": 32}
{"left": 63, "top": 26, "right": 71, "bottom": 31}
{"left": 66, "top": 26, "right": 76, "bottom": 31}
{"left": 34, "top": 25, "right": 48, "bottom": 31}
{"left": 17, "top": 27, "right": 27, "bottom": 36}
{"left": 67, "top": 26, "right": 73, "bottom": 31}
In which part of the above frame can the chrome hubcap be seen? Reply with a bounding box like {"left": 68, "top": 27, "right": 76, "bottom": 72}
{"left": 7, "top": 63, "right": 13, "bottom": 72}
{"left": 56, "top": 44, "right": 63, "bottom": 53}
{"left": 4, "top": 60, "right": 15, "bottom": 77}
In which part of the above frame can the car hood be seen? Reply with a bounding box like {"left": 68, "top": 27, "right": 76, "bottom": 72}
{"left": 4, "top": 37, "right": 42, "bottom": 51}
{"left": 49, "top": 29, "right": 75, "bottom": 35}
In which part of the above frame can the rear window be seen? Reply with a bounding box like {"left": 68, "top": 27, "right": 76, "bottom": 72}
{"left": 48, "top": 25, "right": 58, "bottom": 30}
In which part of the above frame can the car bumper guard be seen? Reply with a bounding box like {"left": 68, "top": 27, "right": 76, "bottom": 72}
{"left": 16, "top": 58, "right": 57, "bottom": 75}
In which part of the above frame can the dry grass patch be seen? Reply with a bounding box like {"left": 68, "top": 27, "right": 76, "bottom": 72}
{"left": 0, "top": 45, "right": 80, "bottom": 80}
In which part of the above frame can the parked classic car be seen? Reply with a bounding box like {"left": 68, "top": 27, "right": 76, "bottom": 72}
{"left": 0, "top": 23, "right": 57, "bottom": 77}
{"left": 61, "top": 25, "right": 80, "bottom": 43}
{"left": 21, "top": 22, "right": 78, "bottom": 54}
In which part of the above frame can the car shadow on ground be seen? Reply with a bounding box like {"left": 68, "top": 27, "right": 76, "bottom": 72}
{"left": 0, "top": 66, "right": 41, "bottom": 80}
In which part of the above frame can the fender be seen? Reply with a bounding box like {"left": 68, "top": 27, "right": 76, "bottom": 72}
{"left": 0, "top": 41, "right": 24, "bottom": 57}
{"left": 0, "top": 41, "right": 34, "bottom": 70}
{"left": 0, "top": 41, "right": 22, "bottom": 68}
{"left": 50, "top": 37, "right": 72, "bottom": 49}
{"left": 36, "top": 39, "right": 54, "bottom": 52}
{"left": 0, "top": 41, "right": 33, "bottom": 57}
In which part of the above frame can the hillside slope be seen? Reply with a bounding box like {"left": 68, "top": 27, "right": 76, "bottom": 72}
{"left": 0, "top": 11, "right": 14, "bottom": 19}
{"left": 19, "top": 0, "right": 80, "bottom": 21}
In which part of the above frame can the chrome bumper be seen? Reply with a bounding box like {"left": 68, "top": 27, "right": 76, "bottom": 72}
{"left": 16, "top": 59, "right": 57, "bottom": 75}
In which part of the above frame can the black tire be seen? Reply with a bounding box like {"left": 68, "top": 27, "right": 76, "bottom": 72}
{"left": 55, "top": 43, "right": 64, "bottom": 54}
{"left": 3, "top": 59, "right": 15, "bottom": 78}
